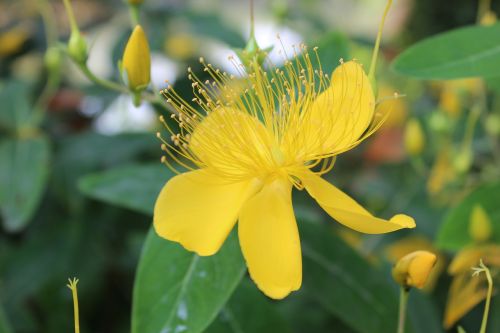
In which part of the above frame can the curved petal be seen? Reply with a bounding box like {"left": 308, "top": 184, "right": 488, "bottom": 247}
{"left": 154, "top": 169, "right": 259, "bottom": 256}
{"left": 295, "top": 61, "right": 375, "bottom": 157}
{"left": 238, "top": 178, "right": 302, "bottom": 299}
{"left": 299, "top": 170, "right": 415, "bottom": 234}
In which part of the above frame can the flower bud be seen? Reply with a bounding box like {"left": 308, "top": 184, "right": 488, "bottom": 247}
{"left": 469, "top": 204, "right": 492, "bottom": 243}
{"left": 44, "top": 46, "right": 62, "bottom": 72}
{"left": 122, "top": 25, "right": 151, "bottom": 91}
{"left": 392, "top": 251, "right": 437, "bottom": 289}
{"left": 404, "top": 118, "right": 425, "bottom": 156}
{"left": 453, "top": 148, "right": 472, "bottom": 174}
{"left": 68, "top": 31, "right": 88, "bottom": 64}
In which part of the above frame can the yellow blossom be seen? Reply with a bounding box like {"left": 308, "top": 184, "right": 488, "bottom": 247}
{"left": 122, "top": 25, "right": 151, "bottom": 91}
{"left": 153, "top": 47, "right": 415, "bottom": 299}
{"left": 469, "top": 204, "right": 492, "bottom": 243}
{"left": 404, "top": 118, "right": 425, "bottom": 156}
{"left": 392, "top": 250, "right": 437, "bottom": 289}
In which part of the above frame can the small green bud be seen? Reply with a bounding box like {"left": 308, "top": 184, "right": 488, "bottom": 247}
{"left": 453, "top": 148, "right": 472, "bottom": 174}
{"left": 44, "top": 46, "right": 62, "bottom": 72}
{"left": 485, "top": 114, "right": 500, "bottom": 136}
{"left": 68, "top": 31, "right": 88, "bottom": 64}
{"left": 429, "top": 111, "right": 452, "bottom": 134}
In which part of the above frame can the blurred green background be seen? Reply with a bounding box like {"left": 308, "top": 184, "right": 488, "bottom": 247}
{"left": 1, "top": 0, "right": 500, "bottom": 332}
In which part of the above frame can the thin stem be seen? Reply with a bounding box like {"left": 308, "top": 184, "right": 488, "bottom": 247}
{"left": 397, "top": 287, "right": 409, "bottom": 333}
{"left": 368, "top": 0, "right": 393, "bottom": 83}
{"left": 67, "top": 278, "right": 80, "bottom": 333}
{"left": 77, "top": 63, "right": 129, "bottom": 94}
{"left": 129, "top": 4, "right": 140, "bottom": 27}
{"left": 62, "top": 0, "right": 79, "bottom": 32}
{"left": 249, "top": 0, "right": 255, "bottom": 36}
{"left": 479, "top": 262, "right": 493, "bottom": 333}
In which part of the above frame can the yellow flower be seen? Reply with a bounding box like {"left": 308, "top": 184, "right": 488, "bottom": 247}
{"left": 154, "top": 48, "right": 416, "bottom": 299}
{"left": 444, "top": 245, "right": 500, "bottom": 328}
{"left": 404, "top": 118, "right": 425, "bottom": 156}
{"left": 122, "top": 25, "right": 150, "bottom": 91}
{"left": 392, "top": 250, "right": 437, "bottom": 289}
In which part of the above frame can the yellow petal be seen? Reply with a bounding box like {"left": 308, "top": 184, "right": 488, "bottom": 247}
{"left": 154, "top": 169, "right": 259, "bottom": 256}
{"left": 238, "top": 178, "right": 301, "bottom": 299}
{"left": 122, "top": 25, "right": 151, "bottom": 90}
{"left": 300, "top": 61, "right": 375, "bottom": 156}
{"left": 299, "top": 169, "right": 415, "bottom": 233}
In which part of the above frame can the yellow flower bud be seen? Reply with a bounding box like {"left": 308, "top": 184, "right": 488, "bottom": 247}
{"left": 122, "top": 25, "right": 151, "bottom": 91}
{"left": 469, "top": 204, "right": 492, "bottom": 243}
{"left": 392, "top": 251, "right": 437, "bottom": 289}
{"left": 404, "top": 118, "right": 425, "bottom": 156}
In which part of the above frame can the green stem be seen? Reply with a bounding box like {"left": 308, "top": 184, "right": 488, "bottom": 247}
{"left": 479, "top": 263, "right": 493, "bottom": 333}
{"left": 397, "top": 288, "right": 409, "bottom": 333}
{"left": 249, "top": 0, "right": 255, "bottom": 37}
{"left": 62, "top": 0, "right": 79, "bottom": 32}
{"left": 77, "top": 63, "right": 129, "bottom": 94}
{"left": 129, "top": 3, "right": 140, "bottom": 27}
{"left": 368, "top": 0, "right": 393, "bottom": 84}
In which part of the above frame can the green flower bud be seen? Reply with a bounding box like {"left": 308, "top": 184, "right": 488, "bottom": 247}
{"left": 44, "top": 46, "right": 62, "bottom": 72}
{"left": 469, "top": 204, "right": 492, "bottom": 243}
{"left": 68, "top": 31, "right": 88, "bottom": 64}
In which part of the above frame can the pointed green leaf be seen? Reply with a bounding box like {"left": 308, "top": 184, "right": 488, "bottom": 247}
{"left": 393, "top": 24, "right": 500, "bottom": 79}
{"left": 132, "top": 229, "right": 245, "bottom": 333}
{"left": 78, "top": 163, "right": 172, "bottom": 215}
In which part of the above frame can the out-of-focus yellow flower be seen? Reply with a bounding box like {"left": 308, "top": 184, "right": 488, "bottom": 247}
{"left": 127, "top": 0, "right": 144, "bottom": 4}
{"left": 444, "top": 245, "right": 500, "bottom": 328}
{"left": 154, "top": 51, "right": 415, "bottom": 299}
{"left": 480, "top": 10, "right": 497, "bottom": 26}
{"left": 404, "top": 118, "right": 425, "bottom": 156}
{"left": 392, "top": 250, "right": 437, "bottom": 289}
{"left": 0, "top": 26, "right": 30, "bottom": 57}
{"left": 469, "top": 204, "right": 492, "bottom": 243}
{"left": 122, "top": 25, "right": 151, "bottom": 91}
{"left": 427, "top": 146, "right": 455, "bottom": 195}
{"left": 448, "top": 245, "right": 500, "bottom": 275}
{"left": 164, "top": 34, "right": 198, "bottom": 61}
{"left": 386, "top": 236, "right": 444, "bottom": 291}
{"left": 439, "top": 85, "right": 461, "bottom": 118}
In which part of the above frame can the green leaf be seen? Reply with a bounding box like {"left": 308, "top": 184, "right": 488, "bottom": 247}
{"left": 0, "top": 81, "right": 38, "bottom": 132}
{"left": 392, "top": 23, "right": 500, "bottom": 79}
{"left": 436, "top": 182, "right": 500, "bottom": 250}
{"left": 300, "top": 220, "right": 399, "bottom": 333}
{"left": 0, "top": 137, "right": 50, "bottom": 232}
{"left": 132, "top": 229, "right": 245, "bottom": 333}
{"left": 78, "top": 163, "right": 172, "bottom": 215}
{"left": 205, "top": 279, "right": 292, "bottom": 333}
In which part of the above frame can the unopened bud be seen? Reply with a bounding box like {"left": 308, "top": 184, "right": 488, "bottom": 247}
{"left": 44, "top": 46, "right": 62, "bottom": 72}
{"left": 392, "top": 251, "right": 437, "bottom": 289}
{"left": 485, "top": 114, "right": 500, "bottom": 136}
{"left": 469, "top": 204, "right": 492, "bottom": 243}
{"left": 122, "top": 25, "right": 151, "bottom": 91}
{"left": 404, "top": 118, "right": 425, "bottom": 156}
{"left": 453, "top": 148, "right": 472, "bottom": 174}
{"left": 68, "top": 31, "right": 88, "bottom": 64}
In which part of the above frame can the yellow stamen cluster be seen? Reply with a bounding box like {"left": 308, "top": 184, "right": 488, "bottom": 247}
{"left": 156, "top": 40, "right": 387, "bottom": 186}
